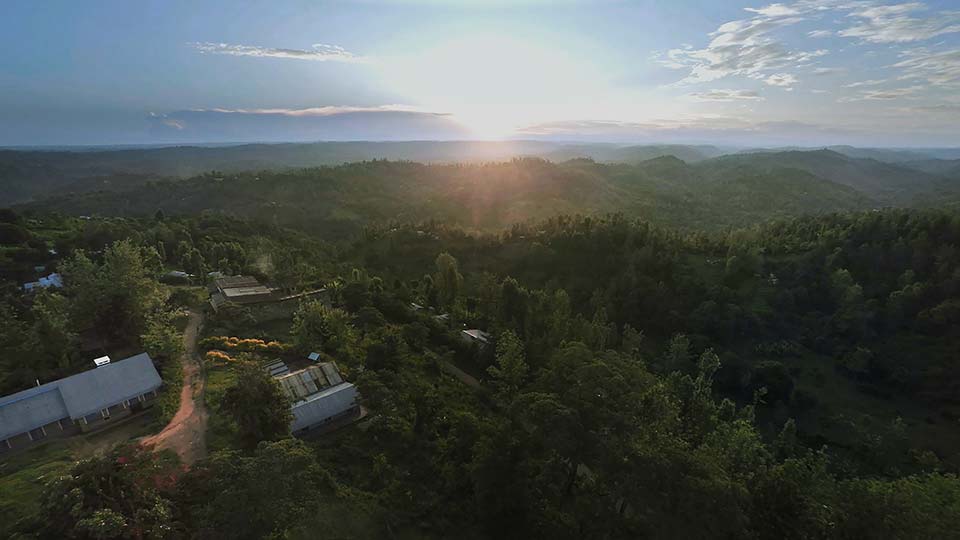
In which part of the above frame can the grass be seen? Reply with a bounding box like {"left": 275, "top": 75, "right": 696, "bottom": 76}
{"left": 204, "top": 362, "right": 241, "bottom": 452}
{"left": 154, "top": 355, "right": 184, "bottom": 427}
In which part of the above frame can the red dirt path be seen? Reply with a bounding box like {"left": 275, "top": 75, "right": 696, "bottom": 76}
{"left": 141, "top": 311, "right": 208, "bottom": 465}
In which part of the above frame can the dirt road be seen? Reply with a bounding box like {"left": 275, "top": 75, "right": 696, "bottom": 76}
{"left": 141, "top": 311, "right": 208, "bottom": 466}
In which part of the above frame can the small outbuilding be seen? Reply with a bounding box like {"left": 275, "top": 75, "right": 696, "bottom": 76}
{"left": 23, "top": 273, "right": 63, "bottom": 292}
{"left": 460, "top": 329, "right": 492, "bottom": 347}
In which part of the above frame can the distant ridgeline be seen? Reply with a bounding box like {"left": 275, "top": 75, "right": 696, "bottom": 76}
{"left": 7, "top": 142, "right": 960, "bottom": 235}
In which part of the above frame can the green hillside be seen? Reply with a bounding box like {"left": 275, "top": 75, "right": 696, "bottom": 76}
{"left": 18, "top": 157, "right": 875, "bottom": 235}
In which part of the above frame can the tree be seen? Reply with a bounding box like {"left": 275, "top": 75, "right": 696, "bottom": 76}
{"left": 487, "top": 330, "right": 528, "bottom": 398}
{"left": 140, "top": 310, "right": 184, "bottom": 360}
{"left": 662, "top": 333, "right": 692, "bottom": 374}
{"left": 180, "top": 439, "right": 335, "bottom": 539}
{"left": 38, "top": 445, "right": 181, "bottom": 539}
{"left": 291, "top": 301, "right": 358, "bottom": 362}
{"left": 0, "top": 207, "right": 20, "bottom": 224}
{"left": 0, "top": 222, "right": 31, "bottom": 245}
{"left": 180, "top": 247, "right": 206, "bottom": 280}
{"left": 751, "top": 360, "right": 794, "bottom": 404}
{"left": 220, "top": 363, "right": 293, "bottom": 449}
{"left": 61, "top": 239, "right": 165, "bottom": 339}
{"left": 31, "top": 290, "right": 77, "bottom": 370}
{"left": 433, "top": 252, "right": 462, "bottom": 309}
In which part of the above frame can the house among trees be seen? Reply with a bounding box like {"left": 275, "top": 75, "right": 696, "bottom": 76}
{"left": 208, "top": 275, "right": 279, "bottom": 311}
{"left": 460, "top": 329, "right": 492, "bottom": 347}
{"left": 272, "top": 361, "right": 359, "bottom": 436}
{"left": 22, "top": 272, "right": 63, "bottom": 292}
{"left": 0, "top": 353, "right": 162, "bottom": 453}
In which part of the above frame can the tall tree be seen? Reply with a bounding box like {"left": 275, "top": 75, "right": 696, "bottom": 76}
{"left": 220, "top": 362, "right": 293, "bottom": 449}
{"left": 487, "top": 330, "right": 528, "bottom": 399}
{"left": 31, "top": 290, "right": 77, "bottom": 370}
{"left": 433, "top": 252, "right": 462, "bottom": 309}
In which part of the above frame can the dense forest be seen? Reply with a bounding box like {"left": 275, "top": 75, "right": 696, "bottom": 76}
{"left": 4, "top": 143, "right": 960, "bottom": 212}
{"left": 2, "top": 199, "right": 959, "bottom": 538}
{"left": 14, "top": 150, "right": 960, "bottom": 241}
{"left": 0, "top": 141, "right": 723, "bottom": 204}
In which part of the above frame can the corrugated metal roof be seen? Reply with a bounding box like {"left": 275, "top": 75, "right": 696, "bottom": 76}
{"left": 290, "top": 383, "right": 358, "bottom": 432}
{"left": 0, "top": 384, "right": 69, "bottom": 440}
{"left": 320, "top": 363, "right": 343, "bottom": 385}
{"left": 57, "top": 353, "right": 162, "bottom": 419}
{"left": 222, "top": 285, "right": 275, "bottom": 298}
{"left": 0, "top": 353, "right": 162, "bottom": 440}
{"left": 276, "top": 366, "right": 330, "bottom": 402}
{"left": 462, "top": 329, "right": 492, "bottom": 343}
{"left": 214, "top": 275, "right": 261, "bottom": 290}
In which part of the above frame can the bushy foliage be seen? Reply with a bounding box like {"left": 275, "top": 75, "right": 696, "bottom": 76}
{"left": 219, "top": 362, "right": 293, "bottom": 449}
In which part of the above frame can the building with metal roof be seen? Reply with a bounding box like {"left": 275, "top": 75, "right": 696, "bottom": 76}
{"left": 208, "top": 275, "right": 279, "bottom": 311}
{"left": 289, "top": 383, "right": 359, "bottom": 434}
{"left": 461, "top": 329, "right": 492, "bottom": 346}
{"left": 23, "top": 272, "right": 64, "bottom": 292}
{"left": 272, "top": 362, "right": 359, "bottom": 436}
{"left": 0, "top": 352, "right": 162, "bottom": 453}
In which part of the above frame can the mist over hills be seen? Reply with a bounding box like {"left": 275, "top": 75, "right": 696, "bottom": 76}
{"left": 0, "top": 140, "right": 729, "bottom": 204}
{"left": 4, "top": 141, "right": 959, "bottom": 235}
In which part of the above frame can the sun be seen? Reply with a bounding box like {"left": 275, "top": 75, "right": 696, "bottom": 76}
{"left": 452, "top": 106, "right": 527, "bottom": 140}
{"left": 377, "top": 33, "right": 610, "bottom": 140}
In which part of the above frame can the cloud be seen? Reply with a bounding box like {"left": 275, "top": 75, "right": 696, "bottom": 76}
{"left": 191, "top": 105, "right": 431, "bottom": 116}
{"left": 513, "top": 116, "right": 882, "bottom": 146}
{"left": 659, "top": 9, "right": 827, "bottom": 85}
{"left": 745, "top": 3, "right": 801, "bottom": 17}
{"left": 147, "top": 106, "right": 468, "bottom": 143}
{"left": 659, "top": 0, "right": 960, "bottom": 108}
{"left": 905, "top": 103, "right": 960, "bottom": 114}
{"left": 839, "top": 85, "right": 924, "bottom": 101}
{"left": 843, "top": 78, "right": 887, "bottom": 87}
{"left": 688, "top": 89, "right": 764, "bottom": 101}
{"left": 839, "top": 3, "right": 960, "bottom": 43}
{"left": 148, "top": 112, "right": 185, "bottom": 130}
{"left": 189, "top": 42, "right": 368, "bottom": 63}
{"left": 764, "top": 73, "right": 798, "bottom": 87}
{"left": 891, "top": 47, "right": 960, "bottom": 86}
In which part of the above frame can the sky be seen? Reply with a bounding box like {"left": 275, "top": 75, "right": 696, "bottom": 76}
{"left": 1, "top": 0, "right": 959, "bottom": 147}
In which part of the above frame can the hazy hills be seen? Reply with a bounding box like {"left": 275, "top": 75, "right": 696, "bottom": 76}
{"left": 711, "top": 149, "right": 954, "bottom": 203}
{"left": 6, "top": 141, "right": 960, "bottom": 234}
{"left": 3, "top": 140, "right": 959, "bottom": 206}
{"left": 17, "top": 154, "right": 878, "bottom": 234}
{"left": 1, "top": 141, "right": 729, "bottom": 205}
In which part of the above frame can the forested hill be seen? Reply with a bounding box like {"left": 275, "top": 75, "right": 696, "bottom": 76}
{"left": 713, "top": 149, "right": 956, "bottom": 203}
{"left": 20, "top": 156, "right": 881, "bottom": 234}
{"left": 3, "top": 208, "right": 960, "bottom": 538}
{"left": 4, "top": 141, "right": 959, "bottom": 206}
{"left": 1, "top": 141, "right": 723, "bottom": 204}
